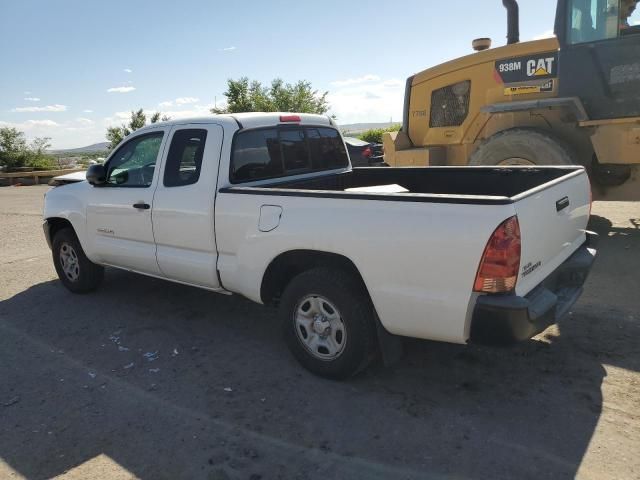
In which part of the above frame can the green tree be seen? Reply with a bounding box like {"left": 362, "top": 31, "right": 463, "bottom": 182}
{"left": 106, "top": 108, "right": 169, "bottom": 150}
{"left": 212, "top": 77, "right": 331, "bottom": 115}
{"left": 358, "top": 124, "right": 402, "bottom": 144}
{"left": 0, "top": 127, "right": 56, "bottom": 170}
{"left": 28, "top": 137, "right": 56, "bottom": 169}
{"left": 0, "top": 127, "right": 28, "bottom": 169}
{"left": 30, "top": 136, "right": 51, "bottom": 156}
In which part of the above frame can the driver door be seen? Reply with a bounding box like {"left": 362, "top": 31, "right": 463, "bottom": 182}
{"left": 86, "top": 128, "right": 168, "bottom": 275}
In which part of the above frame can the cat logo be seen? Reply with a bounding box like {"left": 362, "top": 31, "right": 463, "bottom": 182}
{"left": 527, "top": 57, "right": 555, "bottom": 77}
{"left": 495, "top": 52, "right": 558, "bottom": 83}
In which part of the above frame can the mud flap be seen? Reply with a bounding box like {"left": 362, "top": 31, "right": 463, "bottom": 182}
{"left": 374, "top": 312, "right": 404, "bottom": 367}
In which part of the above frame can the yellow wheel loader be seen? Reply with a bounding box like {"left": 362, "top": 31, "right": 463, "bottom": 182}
{"left": 384, "top": 0, "right": 640, "bottom": 199}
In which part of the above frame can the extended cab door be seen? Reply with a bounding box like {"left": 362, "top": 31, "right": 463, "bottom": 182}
{"left": 151, "top": 123, "right": 224, "bottom": 288}
{"left": 86, "top": 128, "right": 168, "bottom": 275}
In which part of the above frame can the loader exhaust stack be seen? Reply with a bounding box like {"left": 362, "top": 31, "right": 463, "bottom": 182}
{"left": 503, "top": 0, "right": 520, "bottom": 44}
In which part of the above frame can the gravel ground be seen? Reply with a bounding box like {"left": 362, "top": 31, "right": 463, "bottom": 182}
{"left": 0, "top": 185, "right": 638, "bottom": 480}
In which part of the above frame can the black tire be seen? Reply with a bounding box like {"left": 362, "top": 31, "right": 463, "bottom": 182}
{"left": 279, "top": 268, "right": 376, "bottom": 379}
{"left": 52, "top": 227, "right": 104, "bottom": 293}
{"left": 469, "top": 128, "right": 576, "bottom": 166}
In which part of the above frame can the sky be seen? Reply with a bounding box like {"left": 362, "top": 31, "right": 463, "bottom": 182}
{"left": 0, "top": 0, "right": 558, "bottom": 149}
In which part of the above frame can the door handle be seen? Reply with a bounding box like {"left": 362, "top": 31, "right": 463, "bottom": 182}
{"left": 133, "top": 202, "right": 150, "bottom": 210}
{"left": 556, "top": 196, "right": 570, "bottom": 212}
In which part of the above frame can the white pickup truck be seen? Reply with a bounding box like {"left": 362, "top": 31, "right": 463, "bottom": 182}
{"left": 43, "top": 113, "right": 597, "bottom": 378}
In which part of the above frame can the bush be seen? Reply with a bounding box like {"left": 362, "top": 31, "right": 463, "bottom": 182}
{"left": 358, "top": 124, "right": 402, "bottom": 144}
{"left": 26, "top": 154, "right": 56, "bottom": 170}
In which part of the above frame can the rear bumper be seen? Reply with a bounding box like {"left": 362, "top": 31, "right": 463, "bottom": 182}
{"left": 469, "top": 233, "right": 598, "bottom": 345}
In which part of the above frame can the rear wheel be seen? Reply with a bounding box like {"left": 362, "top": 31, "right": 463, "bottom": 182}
{"left": 279, "top": 268, "right": 376, "bottom": 379}
{"left": 469, "top": 128, "right": 576, "bottom": 167}
{"left": 52, "top": 228, "right": 104, "bottom": 293}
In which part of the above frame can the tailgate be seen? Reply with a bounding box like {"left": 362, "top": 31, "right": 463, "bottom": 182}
{"left": 513, "top": 169, "right": 591, "bottom": 296}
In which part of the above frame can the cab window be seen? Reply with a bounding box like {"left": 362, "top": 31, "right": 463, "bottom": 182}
{"left": 105, "top": 132, "right": 164, "bottom": 187}
{"left": 568, "top": 0, "right": 640, "bottom": 44}
{"left": 231, "top": 128, "right": 283, "bottom": 183}
{"left": 280, "top": 128, "right": 311, "bottom": 172}
{"left": 306, "top": 127, "right": 350, "bottom": 170}
{"left": 163, "top": 129, "right": 207, "bottom": 187}
{"left": 230, "top": 126, "right": 348, "bottom": 184}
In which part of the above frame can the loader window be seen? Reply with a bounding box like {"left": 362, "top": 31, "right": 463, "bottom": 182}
{"left": 621, "top": 0, "right": 640, "bottom": 34}
{"left": 429, "top": 81, "right": 471, "bottom": 128}
{"left": 567, "top": 0, "right": 639, "bottom": 43}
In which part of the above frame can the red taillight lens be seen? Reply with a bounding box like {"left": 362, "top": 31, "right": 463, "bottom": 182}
{"left": 362, "top": 147, "right": 372, "bottom": 158}
{"left": 280, "top": 115, "right": 301, "bottom": 123}
{"left": 474, "top": 216, "right": 521, "bottom": 293}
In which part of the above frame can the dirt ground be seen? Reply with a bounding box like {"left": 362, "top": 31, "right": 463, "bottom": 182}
{"left": 0, "top": 185, "right": 638, "bottom": 480}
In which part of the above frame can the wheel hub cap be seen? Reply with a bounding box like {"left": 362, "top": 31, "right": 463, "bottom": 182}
{"left": 294, "top": 295, "right": 347, "bottom": 361}
{"left": 312, "top": 315, "right": 331, "bottom": 336}
{"left": 59, "top": 242, "right": 80, "bottom": 282}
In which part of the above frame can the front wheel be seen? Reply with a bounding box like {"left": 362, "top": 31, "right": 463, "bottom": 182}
{"left": 52, "top": 228, "right": 104, "bottom": 293}
{"left": 469, "top": 128, "right": 576, "bottom": 166}
{"left": 279, "top": 268, "right": 376, "bottom": 379}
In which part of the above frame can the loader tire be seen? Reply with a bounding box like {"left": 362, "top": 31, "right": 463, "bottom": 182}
{"left": 469, "top": 128, "right": 576, "bottom": 167}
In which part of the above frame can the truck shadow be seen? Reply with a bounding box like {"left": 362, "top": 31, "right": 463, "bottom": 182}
{"left": 0, "top": 225, "right": 638, "bottom": 479}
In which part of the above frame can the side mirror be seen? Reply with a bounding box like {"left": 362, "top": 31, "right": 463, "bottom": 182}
{"left": 86, "top": 164, "right": 106, "bottom": 186}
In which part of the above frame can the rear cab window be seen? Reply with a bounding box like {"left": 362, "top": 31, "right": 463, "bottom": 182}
{"left": 230, "top": 126, "right": 348, "bottom": 183}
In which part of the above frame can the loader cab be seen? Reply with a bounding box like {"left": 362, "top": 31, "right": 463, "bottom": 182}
{"left": 555, "top": 0, "right": 640, "bottom": 119}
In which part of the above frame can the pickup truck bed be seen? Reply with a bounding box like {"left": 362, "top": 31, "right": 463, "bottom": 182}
{"left": 217, "top": 163, "right": 594, "bottom": 347}
{"left": 221, "top": 166, "right": 583, "bottom": 203}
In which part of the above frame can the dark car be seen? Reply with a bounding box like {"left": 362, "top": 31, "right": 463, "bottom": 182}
{"left": 343, "top": 137, "right": 386, "bottom": 167}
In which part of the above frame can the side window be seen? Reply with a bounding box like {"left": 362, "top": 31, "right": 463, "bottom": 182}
{"left": 621, "top": 0, "right": 640, "bottom": 35}
{"left": 568, "top": 0, "right": 639, "bottom": 44}
{"left": 568, "top": 0, "right": 618, "bottom": 43}
{"left": 231, "top": 129, "right": 282, "bottom": 183}
{"left": 429, "top": 80, "right": 471, "bottom": 128}
{"left": 163, "top": 129, "right": 207, "bottom": 187}
{"left": 105, "top": 132, "right": 164, "bottom": 187}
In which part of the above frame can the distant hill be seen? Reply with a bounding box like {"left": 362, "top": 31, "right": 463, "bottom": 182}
{"left": 339, "top": 122, "right": 401, "bottom": 135}
{"left": 50, "top": 142, "right": 109, "bottom": 154}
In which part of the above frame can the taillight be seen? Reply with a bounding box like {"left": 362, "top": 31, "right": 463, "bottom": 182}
{"left": 362, "top": 147, "right": 372, "bottom": 158}
{"left": 474, "top": 216, "right": 521, "bottom": 293}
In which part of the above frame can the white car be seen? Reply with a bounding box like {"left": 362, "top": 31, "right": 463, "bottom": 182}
{"left": 43, "top": 113, "right": 597, "bottom": 378}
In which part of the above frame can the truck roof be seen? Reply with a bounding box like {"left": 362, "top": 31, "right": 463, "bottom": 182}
{"left": 135, "top": 112, "right": 335, "bottom": 132}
